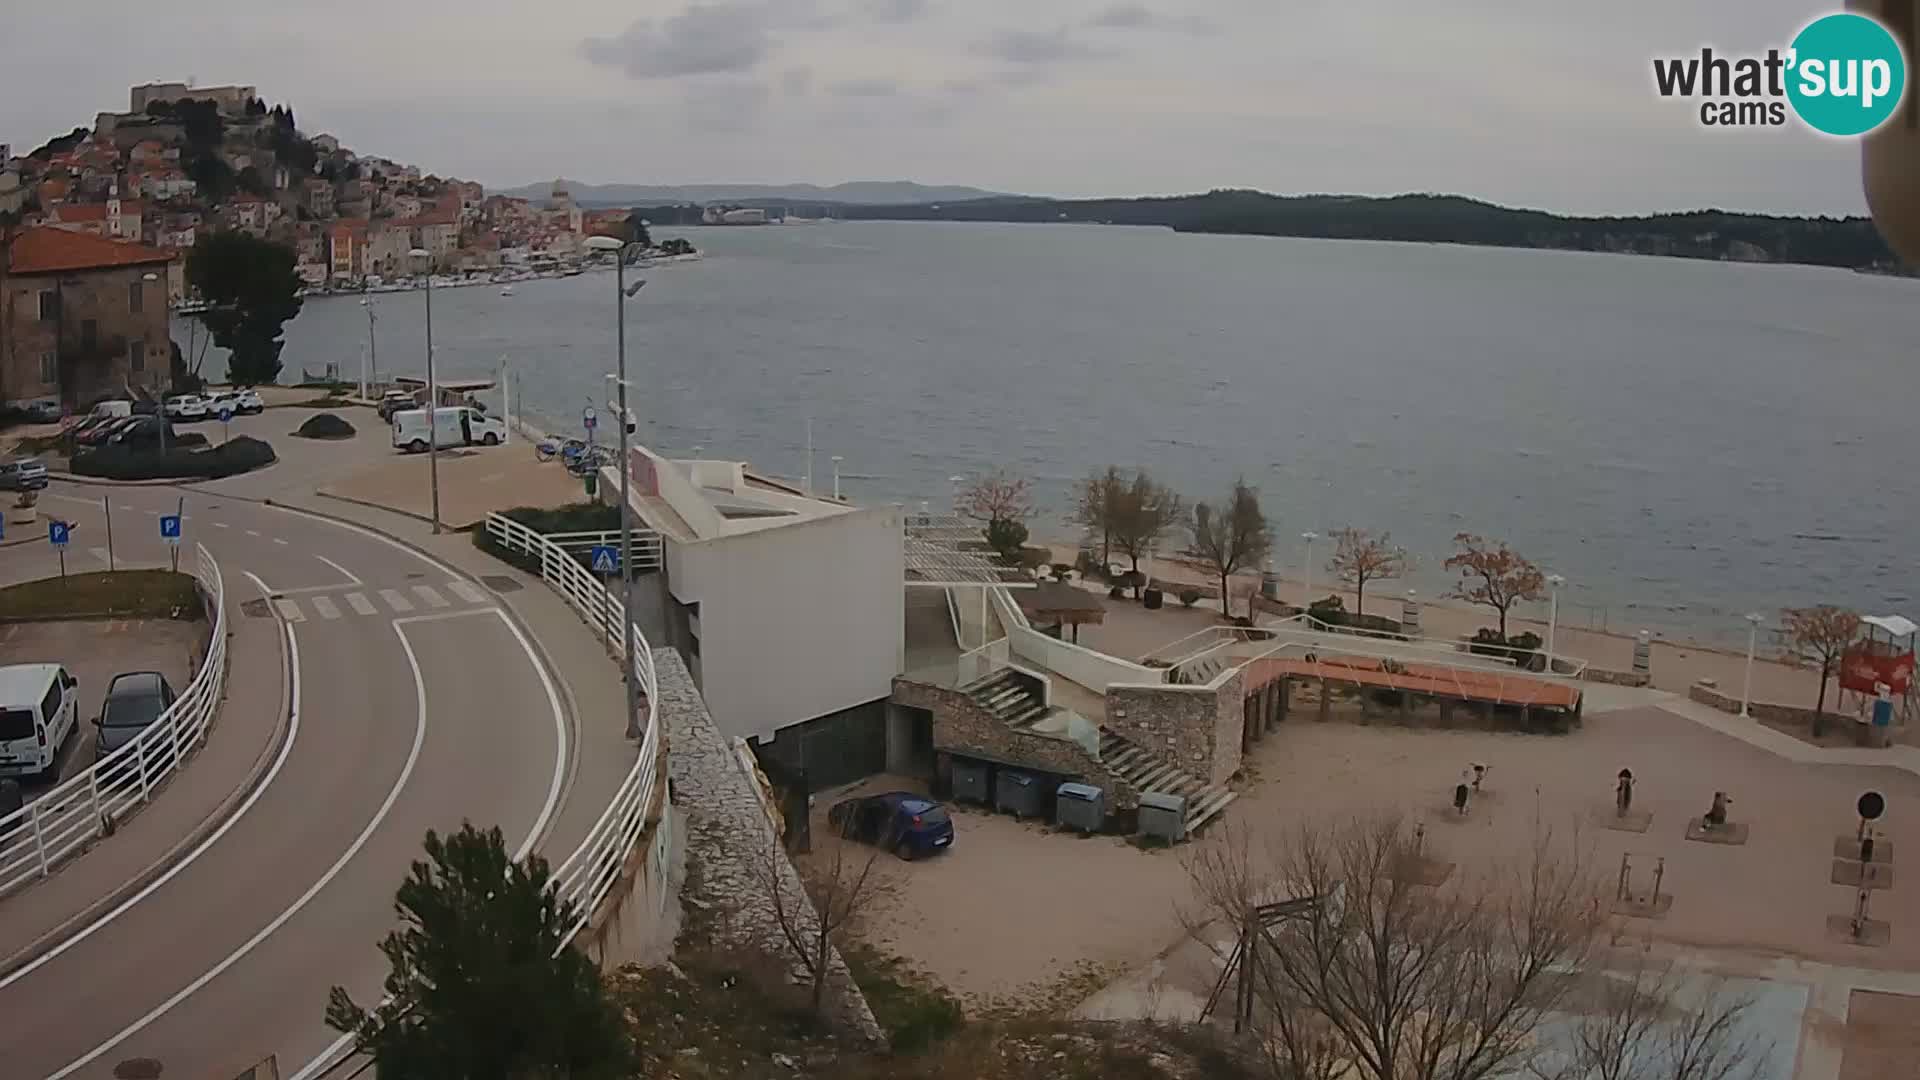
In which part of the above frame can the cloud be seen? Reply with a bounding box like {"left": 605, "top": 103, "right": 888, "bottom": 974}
{"left": 1087, "top": 3, "right": 1217, "bottom": 34}
{"left": 975, "top": 27, "right": 1093, "bottom": 65}
{"left": 780, "top": 67, "right": 815, "bottom": 96}
{"left": 862, "top": 0, "right": 929, "bottom": 23}
{"left": 681, "top": 79, "right": 772, "bottom": 132}
{"left": 827, "top": 78, "right": 902, "bottom": 97}
{"left": 581, "top": 3, "right": 770, "bottom": 79}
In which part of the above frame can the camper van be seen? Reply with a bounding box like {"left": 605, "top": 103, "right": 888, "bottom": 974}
{"left": 0, "top": 664, "right": 79, "bottom": 780}
{"left": 391, "top": 406, "right": 506, "bottom": 452}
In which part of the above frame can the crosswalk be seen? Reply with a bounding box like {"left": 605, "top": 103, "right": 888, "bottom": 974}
{"left": 268, "top": 582, "right": 491, "bottom": 623}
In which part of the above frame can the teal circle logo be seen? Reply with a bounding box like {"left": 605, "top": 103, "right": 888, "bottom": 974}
{"left": 1786, "top": 12, "right": 1907, "bottom": 136}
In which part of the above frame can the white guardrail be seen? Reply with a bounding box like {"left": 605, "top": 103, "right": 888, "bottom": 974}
{"left": 484, "top": 512, "right": 661, "bottom": 944}
{"left": 0, "top": 543, "right": 227, "bottom": 899}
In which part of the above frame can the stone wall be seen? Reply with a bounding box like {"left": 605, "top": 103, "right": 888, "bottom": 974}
{"left": 1583, "top": 667, "right": 1651, "bottom": 688}
{"left": 661, "top": 650, "right": 882, "bottom": 1041}
{"left": 1105, "top": 668, "right": 1245, "bottom": 786}
{"left": 1687, "top": 681, "right": 1885, "bottom": 746}
{"left": 892, "top": 676, "right": 1139, "bottom": 809}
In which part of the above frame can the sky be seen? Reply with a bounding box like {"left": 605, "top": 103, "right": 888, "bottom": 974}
{"left": 0, "top": 0, "right": 1878, "bottom": 216}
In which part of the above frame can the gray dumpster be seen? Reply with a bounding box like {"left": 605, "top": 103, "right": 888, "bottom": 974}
{"left": 996, "top": 769, "right": 1042, "bottom": 818}
{"left": 1055, "top": 782, "right": 1105, "bottom": 832}
{"left": 1138, "top": 791, "right": 1188, "bottom": 843}
{"left": 951, "top": 758, "right": 990, "bottom": 805}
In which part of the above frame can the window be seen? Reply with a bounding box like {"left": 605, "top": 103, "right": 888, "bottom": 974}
{"left": 80, "top": 320, "right": 97, "bottom": 352}
{"left": 0, "top": 708, "right": 33, "bottom": 742}
{"left": 128, "top": 280, "right": 143, "bottom": 314}
{"left": 40, "top": 352, "right": 56, "bottom": 384}
{"left": 130, "top": 340, "right": 146, "bottom": 372}
{"left": 40, "top": 681, "right": 62, "bottom": 722}
{"left": 38, "top": 290, "right": 59, "bottom": 322}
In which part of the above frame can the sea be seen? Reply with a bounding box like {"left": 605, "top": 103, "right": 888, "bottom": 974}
{"left": 177, "top": 221, "right": 1920, "bottom": 646}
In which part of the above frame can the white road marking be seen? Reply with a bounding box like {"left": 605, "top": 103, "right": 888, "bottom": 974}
{"left": 119, "top": 505, "right": 135, "bottom": 512}
{"left": 314, "top": 553, "right": 362, "bottom": 585}
{"left": 411, "top": 584, "right": 450, "bottom": 609}
{"left": 299, "top": 606, "right": 566, "bottom": 1080}
{"left": 245, "top": 529, "right": 261, "bottom": 538}
{"left": 447, "top": 579, "right": 488, "bottom": 604}
{"left": 212, "top": 522, "right": 230, "bottom": 529}
{"left": 45, "top": 493, "right": 98, "bottom": 508}
{"left": 50, "top": 617, "right": 427, "bottom": 1080}
{"left": 272, "top": 598, "right": 305, "bottom": 622}
{"left": 89, "top": 547, "right": 111, "bottom": 566}
{"left": 344, "top": 592, "right": 377, "bottom": 616}
{"left": 145, "top": 510, "right": 159, "bottom": 517}
{"left": 0, "top": 570, "right": 299, "bottom": 993}
{"left": 273, "top": 538, "right": 289, "bottom": 546}
{"left": 309, "top": 595, "right": 341, "bottom": 620}
{"left": 379, "top": 588, "right": 414, "bottom": 613}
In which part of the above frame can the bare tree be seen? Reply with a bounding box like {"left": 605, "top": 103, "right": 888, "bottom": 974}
{"left": 1326, "top": 527, "right": 1410, "bottom": 618}
{"left": 1780, "top": 605, "right": 1861, "bottom": 738}
{"left": 1074, "top": 466, "right": 1125, "bottom": 569}
{"left": 1184, "top": 815, "right": 1610, "bottom": 1080}
{"left": 957, "top": 468, "right": 1033, "bottom": 526}
{"left": 753, "top": 831, "right": 887, "bottom": 1017}
{"left": 1110, "top": 469, "right": 1184, "bottom": 598}
{"left": 1445, "top": 533, "right": 1546, "bottom": 639}
{"left": 1534, "top": 949, "right": 1767, "bottom": 1080}
{"left": 1192, "top": 478, "right": 1272, "bottom": 620}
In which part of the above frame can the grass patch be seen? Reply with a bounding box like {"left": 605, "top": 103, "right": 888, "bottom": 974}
{"left": 842, "top": 941, "right": 965, "bottom": 1053}
{"left": 0, "top": 570, "right": 200, "bottom": 620}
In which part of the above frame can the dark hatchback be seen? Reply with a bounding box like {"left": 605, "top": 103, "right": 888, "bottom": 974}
{"left": 828, "top": 791, "right": 955, "bottom": 860}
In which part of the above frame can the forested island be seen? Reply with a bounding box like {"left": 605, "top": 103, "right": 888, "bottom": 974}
{"left": 625, "top": 190, "right": 1904, "bottom": 273}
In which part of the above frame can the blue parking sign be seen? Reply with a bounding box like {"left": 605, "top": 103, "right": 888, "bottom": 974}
{"left": 589, "top": 545, "right": 619, "bottom": 574}
{"left": 48, "top": 520, "right": 70, "bottom": 547}
{"left": 160, "top": 515, "right": 183, "bottom": 545}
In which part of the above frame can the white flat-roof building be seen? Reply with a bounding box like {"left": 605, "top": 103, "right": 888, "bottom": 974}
{"left": 617, "top": 446, "right": 905, "bottom": 750}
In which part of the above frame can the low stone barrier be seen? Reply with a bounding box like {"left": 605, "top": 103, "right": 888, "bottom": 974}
{"left": 1687, "top": 681, "right": 1887, "bottom": 746}
{"left": 1582, "top": 667, "right": 1651, "bottom": 688}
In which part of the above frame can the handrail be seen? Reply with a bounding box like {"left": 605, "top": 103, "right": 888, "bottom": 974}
{"left": 0, "top": 543, "right": 228, "bottom": 899}
{"left": 482, "top": 512, "right": 661, "bottom": 945}
{"left": 488, "top": 520, "right": 664, "bottom": 569}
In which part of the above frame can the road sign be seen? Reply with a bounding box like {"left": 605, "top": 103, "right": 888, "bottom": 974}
{"left": 48, "top": 520, "right": 70, "bottom": 548}
{"left": 583, "top": 407, "right": 598, "bottom": 432}
{"left": 590, "top": 545, "right": 619, "bottom": 574}
{"left": 218, "top": 408, "right": 234, "bottom": 423}
{"left": 160, "top": 514, "right": 183, "bottom": 546}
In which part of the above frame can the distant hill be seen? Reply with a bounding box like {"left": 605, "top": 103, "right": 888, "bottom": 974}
{"left": 495, "top": 179, "right": 1015, "bottom": 207}
{"left": 828, "top": 190, "right": 1903, "bottom": 272}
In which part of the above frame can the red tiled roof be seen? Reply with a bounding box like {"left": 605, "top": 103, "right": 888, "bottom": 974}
{"left": 6, "top": 226, "right": 174, "bottom": 275}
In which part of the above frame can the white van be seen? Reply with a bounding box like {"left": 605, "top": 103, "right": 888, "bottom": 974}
{"left": 391, "top": 406, "right": 506, "bottom": 452}
{"left": 0, "top": 664, "right": 79, "bottom": 780}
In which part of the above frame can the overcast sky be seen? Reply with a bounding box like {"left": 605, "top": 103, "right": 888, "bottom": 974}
{"left": 0, "top": 0, "right": 1875, "bottom": 215}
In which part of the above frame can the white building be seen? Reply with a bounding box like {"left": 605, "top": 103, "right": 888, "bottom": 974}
{"left": 617, "top": 446, "right": 905, "bottom": 748}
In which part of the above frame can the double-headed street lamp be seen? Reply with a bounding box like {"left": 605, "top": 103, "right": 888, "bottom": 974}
{"left": 408, "top": 249, "right": 441, "bottom": 534}
{"left": 585, "top": 234, "right": 648, "bottom": 740}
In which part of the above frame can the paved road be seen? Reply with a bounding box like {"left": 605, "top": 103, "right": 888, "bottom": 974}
{"left": 0, "top": 479, "right": 570, "bottom": 1079}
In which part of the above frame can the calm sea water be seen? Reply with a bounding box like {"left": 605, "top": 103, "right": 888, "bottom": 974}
{"left": 182, "top": 222, "right": 1920, "bottom": 645}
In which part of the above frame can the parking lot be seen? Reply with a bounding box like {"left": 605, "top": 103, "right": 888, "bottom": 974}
{"left": 1, "top": 618, "right": 205, "bottom": 797}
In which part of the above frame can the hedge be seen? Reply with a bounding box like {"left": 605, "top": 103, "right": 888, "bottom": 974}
{"left": 73, "top": 436, "right": 277, "bottom": 481}
{"left": 293, "top": 413, "right": 357, "bottom": 440}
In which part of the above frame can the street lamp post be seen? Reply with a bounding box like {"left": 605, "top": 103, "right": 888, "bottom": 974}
{"left": 1740, "top": 613, "right": 1765, "bottom": 718}
{"left": 586, "top": 234, "right": 647, "bottom": 741}
{"left": 358, "top": 294, "right": 378, "bottom": 396}
{"left": 1301, "top": 531, "right": 1319, "bottom": 609}
{"left": 408, "top": 249, "right": 440, "bottom": 534}
{"left": 1545, "top": 573, "right": 1566, "bottom": 672}
{"left": 831, "top": 455, "right": 845, "bottom": 501}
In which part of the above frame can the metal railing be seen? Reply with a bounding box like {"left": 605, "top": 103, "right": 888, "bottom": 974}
{"left": 0, "top": 543, "right": 227, "bottom": 899}
{"left": 483, "top": 512, "right": 661, "bottom": 944}
{"left": 538, "top": 528, "right": 664, "bottom": 570}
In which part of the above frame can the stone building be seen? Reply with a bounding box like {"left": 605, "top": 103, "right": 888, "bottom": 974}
{"left": 0, "top": 227, "right": 173, "bottom": 408}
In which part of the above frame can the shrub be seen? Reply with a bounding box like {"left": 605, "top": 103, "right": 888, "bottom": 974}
{"left": 985, "top": 518, "right": 1029, "bottom": 561}
{"left": 293, "top": 412, "right": 357, "bottom": 440}
{"left": 1051, "top": 562, "right": 1074, "bottom": 581}
{"left": 1179, "top": 588, "right": 1202, "bottom": 607}
{"left": 1074, "top": 549, "right": 1100, "bottom": 576}
{"left": 1108, "top": 584, "right": 1126, "bottom": 599}
{"left": 1308, "top": 594, "right": 1347, "bottom": 626}
{"left": 72, "top": 436, "right": 276, "bottom": 481}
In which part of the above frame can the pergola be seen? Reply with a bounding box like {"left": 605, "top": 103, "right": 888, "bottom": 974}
{"left": 903, "top": 513, "right": 1034, "bottom": 650}
{"left": 1017, "top": 580, "right": 1106, "bottom": 643}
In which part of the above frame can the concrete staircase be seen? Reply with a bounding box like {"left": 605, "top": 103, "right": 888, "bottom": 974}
{"left": 965, "top": 669, "right": 1051, "bottom": 729}
{"left": 1098, "top": 730, "right": 1238, "bottom": 835}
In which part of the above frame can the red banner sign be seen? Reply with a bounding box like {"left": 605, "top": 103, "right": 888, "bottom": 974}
{"left": 1841, "top": 646, "right": 1915, "bottom": 695}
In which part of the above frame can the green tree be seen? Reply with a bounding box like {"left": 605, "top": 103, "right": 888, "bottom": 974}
{"left": 622, "top": 210, "right": 652, "bottom": 249}
{"left": 987, "top": 517, "right": 1030, "bottom": 561}
{"left": 186, "top": 232, "right": 303, "bottom": 386}
{"left": 326, "top": 823, "right": 633, "bottom": 1080}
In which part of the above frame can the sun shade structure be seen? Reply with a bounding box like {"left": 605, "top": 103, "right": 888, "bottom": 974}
{"left": 903, "top": 513, "right": 1034, "bottom": 587}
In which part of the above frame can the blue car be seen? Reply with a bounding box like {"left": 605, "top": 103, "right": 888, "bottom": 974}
{"left": 828, "top": 791, "right": 955, "bottom": 860}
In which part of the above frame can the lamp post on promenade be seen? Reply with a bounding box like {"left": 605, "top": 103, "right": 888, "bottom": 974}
{"left": 586, "top": 234, "right": 648, "bottom": 740}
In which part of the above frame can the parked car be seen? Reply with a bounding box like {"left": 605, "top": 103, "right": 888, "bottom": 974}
{"left": 378, "top": 390, "right": 420, "bottom": 421}
{"left": 85, "top": 399, "right": 133, "bottom": 421}
{"left": 163, "top": 394, "right": 209, "bottom": 421}
{"left": 0, "top": 663, "right": 79, "bottom": 781}
{"left": 828, "top": 791, "right": 955, "bottom": 860}
{"left": 0, "top": 458, "right": 48, "bottom": 491}
{"left": 106, "top": 416, "right": 181, "bottom": 448}
{"left": 204, "top": 392, "right": 242, "bottom": 419}
{"left": 19, "top": 399, "right": 62, "bottom": 423}
{"left": 77, "top": 416, "right": 139, "bottom": 447}
{"left": 392, "top": 406, "right": 505, "bottom": 452}
{"left": 234, "top": 389, "right": 265, "bottom": 414}
{"left": 95, "top": 672, "right": 177, "bottom": 762}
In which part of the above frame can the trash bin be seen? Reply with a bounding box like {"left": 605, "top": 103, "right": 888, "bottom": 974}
{"left": 951, "top": 758, "right": 990, "bottom": 805}
{"left": 1055, "top": 782, "right": 1105, "bottom": 832}
{"left": 1138, "top": 791, "right": 1187, "bottom": 843}
{"left": 996, "top": 769, "right": 1042, "bottom": 818}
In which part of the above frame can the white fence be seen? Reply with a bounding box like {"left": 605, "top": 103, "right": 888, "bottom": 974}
{"left": 484, "top": 512, "right": 662, "bottom": 944}
{"left": 540, "top": 529, "right": 664, "bottom": 571}
{"left": 0, "top": 544, "right": 227, "bottom": 899}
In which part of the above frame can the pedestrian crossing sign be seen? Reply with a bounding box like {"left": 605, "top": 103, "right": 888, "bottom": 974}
{"left": 590, "top": 545, "right": 619, "bottom": 574}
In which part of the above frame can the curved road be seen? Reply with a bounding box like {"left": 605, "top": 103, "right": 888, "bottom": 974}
{"left": 0, "top": 480, "right": 571, "bottom": 1079}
